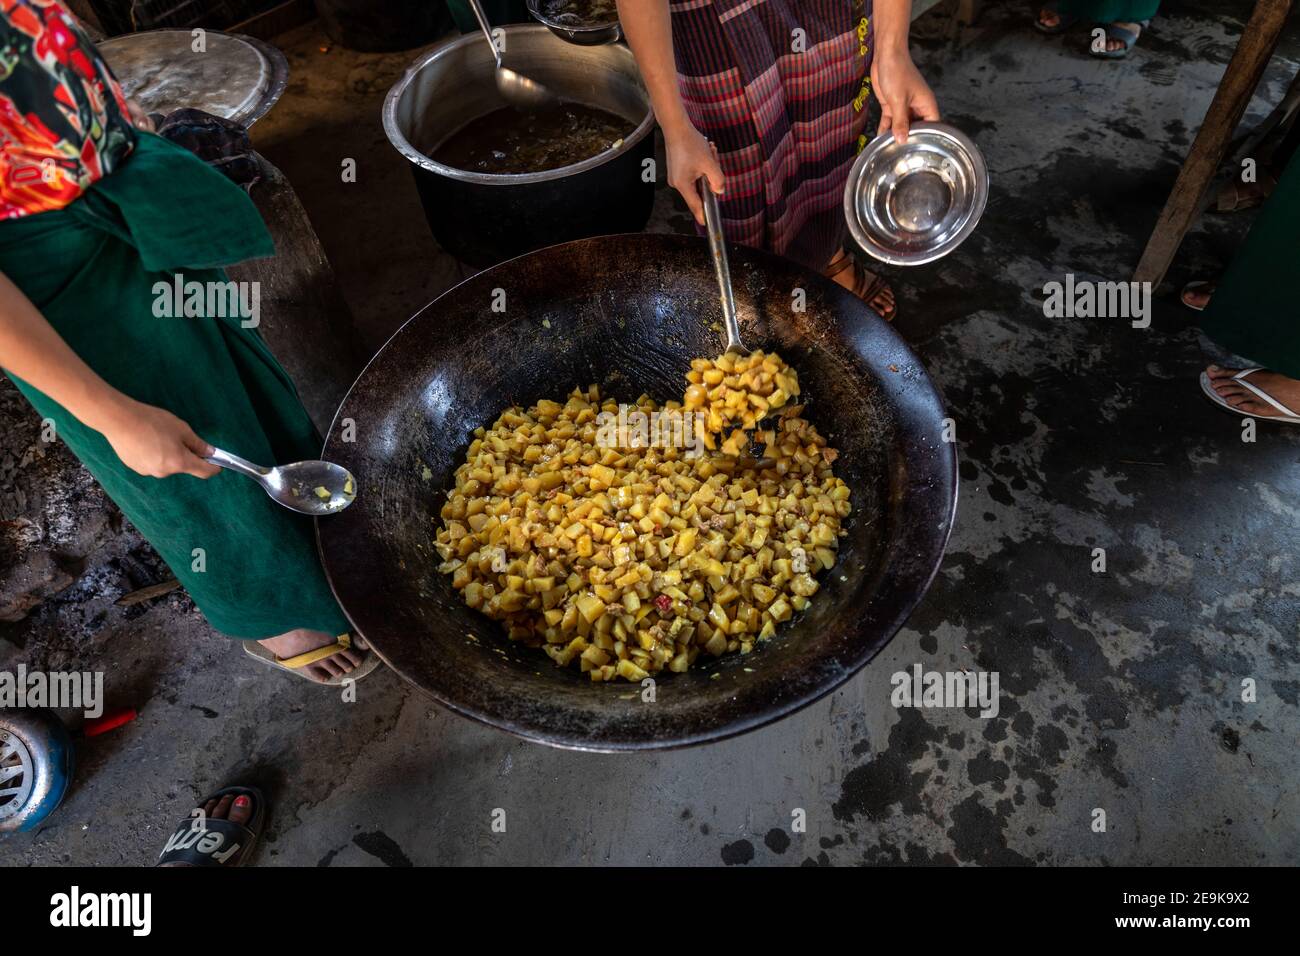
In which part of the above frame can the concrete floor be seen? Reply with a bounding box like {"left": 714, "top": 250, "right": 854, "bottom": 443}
{"left": 3, "top": 1, "right": 1298, "bottom": 866}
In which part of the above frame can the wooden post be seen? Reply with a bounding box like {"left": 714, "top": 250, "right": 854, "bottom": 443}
{"left": 1133, "top": 0, "right": 1294, "bottom": 286}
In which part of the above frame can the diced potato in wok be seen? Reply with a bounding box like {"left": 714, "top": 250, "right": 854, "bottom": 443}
{"left": 683, "top": 350, "right": 801, "bottom": 450}
{"left": 434, "top": 353, "right": 849, "bottom": 681}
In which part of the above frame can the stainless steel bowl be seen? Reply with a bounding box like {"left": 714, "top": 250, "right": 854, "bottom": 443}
{"left": 844, "top": 121, "right": 988, "bottom": 267}
{"left": 526, "top": 0, "right": 621, "bottom": 45}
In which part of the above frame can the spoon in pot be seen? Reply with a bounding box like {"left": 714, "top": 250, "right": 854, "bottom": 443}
{"left": 699, "top": 177, "right": 748, "bottom": 357}
{"left": 205, "top": 446, "right": 357, "bottom": 516}
{"left": 467, "top": 0, "right": 558, "bottom": 111}
{"left": 698, "top": 178, "right": 776, "bottom": 468}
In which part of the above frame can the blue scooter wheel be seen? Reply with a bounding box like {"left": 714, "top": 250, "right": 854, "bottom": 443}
{"left": 0, "top": 708, "right": 75, "bottom": 833}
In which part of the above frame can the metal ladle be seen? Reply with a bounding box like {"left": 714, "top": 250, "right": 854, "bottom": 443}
{"left": 699, "top": 177, "right": 748, "bottom": 356}
{"left": 205, "top": 447, "right": 357, "bottom": 516}
{"left": 468, "top": 0, "right": 558, "bottom": 111}
{"left": 698, "top": 179, "right": 776, "bottom": 466}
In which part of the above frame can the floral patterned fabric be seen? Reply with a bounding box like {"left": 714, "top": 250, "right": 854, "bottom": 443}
{"left": 0, "top": 0, "right": 135, "bottom": 219}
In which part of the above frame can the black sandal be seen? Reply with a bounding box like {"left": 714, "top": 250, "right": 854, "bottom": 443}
{"left": 156, "top": 785, "right": 266, "bottom": 867}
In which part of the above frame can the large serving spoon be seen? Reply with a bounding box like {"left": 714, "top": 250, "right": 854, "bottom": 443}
{"left": 698, "top": 179, "right": 778, "bottom": 467}
{"left": 699, "top": 177, "right": 748, "bottom": 356}
{"left": 205, "top": 447, "right": 357, "bottom": 516}
{"left": 468, "top": 0, "right": 558, "bottom": 111}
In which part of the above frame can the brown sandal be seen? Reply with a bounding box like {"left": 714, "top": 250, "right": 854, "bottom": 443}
{"left": 824, "top": 253, "right": 898, "bottom": 321}
{"left": 1214, "top": 172, "right": 1278, "bottom": 213}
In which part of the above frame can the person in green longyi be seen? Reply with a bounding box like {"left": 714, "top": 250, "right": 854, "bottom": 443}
{"left": 0, "top": 1, "right": 372, "bottom": 684}
{"left": 1185, "top": 153, "right": 1300, "bottom": 425}
{"left": 1035, "top": 1, "right": 1160, "bottom": 59}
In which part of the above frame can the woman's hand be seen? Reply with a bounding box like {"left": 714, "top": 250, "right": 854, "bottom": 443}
{"left": 0, "top": 273, "right": 211, "bottom": 480}
{"left": 126, "top": 98, "right": 155, "bottom": 132}
{"left": 665, "top": 121, "right": 726, "bottom": 225}
{"left": 871, "top": 47, "right": 940, "bottom": 144}
{"left": 99, "top": 398, "right": 220, "bottom": 479}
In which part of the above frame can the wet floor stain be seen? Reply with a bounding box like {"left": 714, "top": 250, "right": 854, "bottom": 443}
{"left": 833, "top": 710, "right": 943, "bottom": 823}
{"left": 720, "top": 839, "right": 755, "bottom": 865}
{"left": 352, "top": 831, "right": 413, "bottom": 867}
{"left": 764, "top": 828, "right": 791, "bottom": 854}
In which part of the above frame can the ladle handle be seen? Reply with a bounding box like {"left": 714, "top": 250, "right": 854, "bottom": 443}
{"left": 699, "top": 178, "right": 743, "bottom": 354}
{"left": 466, "top": 0, "right": 504, "bottom": 68}
{"left": 205, "top": 446, "right": 269, "bottom": 480}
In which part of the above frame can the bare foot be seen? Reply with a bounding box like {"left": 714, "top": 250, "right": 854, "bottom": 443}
{"left": 1205, "top": 365, "right": 1300, "bottom": 419}
{"left": 201, "top": 790, "right": 254, "bottom": 827}
{"left": 258, "top": 628, "right": 363, "bottom": 683}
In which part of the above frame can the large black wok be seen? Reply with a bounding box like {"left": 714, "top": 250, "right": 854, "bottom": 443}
{"left": 319, "top": 234, "right": 957, "bottom": 751}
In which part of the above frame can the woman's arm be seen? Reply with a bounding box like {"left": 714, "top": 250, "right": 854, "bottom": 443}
{"left": 616, "top": 0, "right": 724, "bottom": 224}
{"left": 870, "top": 0, "right": 940, "bottom": 143}
{"left": 0, "top": 271, "right": 218, "bottom": 479}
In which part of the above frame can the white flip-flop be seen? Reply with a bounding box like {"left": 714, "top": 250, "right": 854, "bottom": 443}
{"left": 243, "top": 631, "right": 382, "bottom": 685}
{"left": 1199, "top": 368, "right": 1300, "bottom": 424}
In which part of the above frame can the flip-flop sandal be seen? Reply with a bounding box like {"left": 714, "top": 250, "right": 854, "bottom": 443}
{"left": 824, "top": 254, "right": 898, "bottom": 321}
{"left": 243, "top": 631, "right": 382, "bottom": 685}
{"left": 1091, "top": 20, "right": 1148, "bottom": 59}
{"left": 1199, "top": 368, "right": 1300, "bottom": 424}
{"left": 1181, "top": 280, "right": 1214, "bottom": 311}
{"left": 156, "top": 785, "right": 265, "bottom": 867}
{"left": 1034, "top": 2, "right": 1079, "bottom": 34}
{"left": 1214, "top": 173, "right": 1278, "bottom": 212}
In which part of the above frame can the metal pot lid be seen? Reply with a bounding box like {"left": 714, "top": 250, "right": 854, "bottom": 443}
{"left": 844, "top": 121, "right": 988, "bottom": 267}
{"left": 98, "top": 28, "right": 289, "bottom": 128}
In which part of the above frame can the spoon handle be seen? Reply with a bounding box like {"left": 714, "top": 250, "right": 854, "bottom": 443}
{"left": 466, "top": 0, "right": 504, "bottom": 69}
{"left": 205, "top": 446, "right": 269, "bottom": 480}
{"left": 699, "top": 177, "right": 745, "bottom": 355}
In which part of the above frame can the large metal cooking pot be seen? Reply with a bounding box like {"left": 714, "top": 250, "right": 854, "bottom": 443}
{"left": 318, "top": 234, "right": 957, "bottom": 751}
{"left": 383, "top": 27, "right": 656, "bottom": 267}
